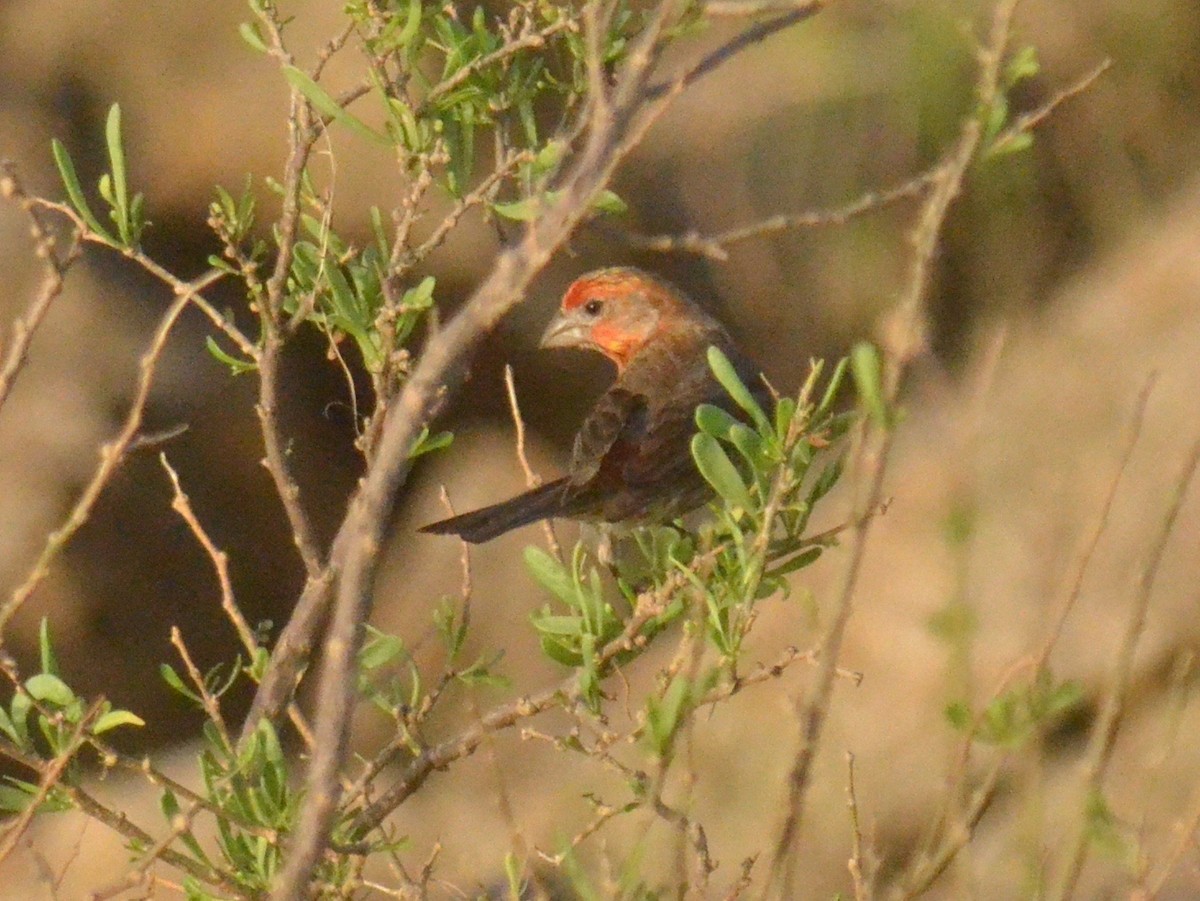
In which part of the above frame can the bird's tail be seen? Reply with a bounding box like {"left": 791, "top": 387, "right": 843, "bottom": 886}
{"left": 418, "top": 478, "right": 569, "bottom": 543}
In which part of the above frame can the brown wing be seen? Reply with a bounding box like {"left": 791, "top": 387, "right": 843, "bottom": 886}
{"left": 561, "top": 338, "right": 768, "bottom": 523}
{"left": 565, "top": 386, "right": 649, "bottom": 487}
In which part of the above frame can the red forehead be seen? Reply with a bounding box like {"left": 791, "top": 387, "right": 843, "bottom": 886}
{"left": 562, "top": 272, "right": 647, "bottom": 311}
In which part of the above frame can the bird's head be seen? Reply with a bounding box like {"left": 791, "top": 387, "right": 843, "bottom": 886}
{"left": 540, "top": 267, "right": 715, "bottom": 370}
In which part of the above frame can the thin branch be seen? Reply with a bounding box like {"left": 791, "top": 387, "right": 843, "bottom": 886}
{"left": 160, "top": 454, "right": 260, "bottom": 658}
{"left": 28, "top": 197, "right": 255, "bottom": 359}
{"left": 256, "top": 329, "right": 325, "bottom": 578}
{"left": 764, "top": 1, "right": 1024, "bottom": 894}
{"left": 418, "top": 19, "right": 572, "bottom": 116}
{"left": 0, "top": 162, "right": 82, "bottom": 412}
{"left": 888, "top": 755, "right": 1006, "bottom": 900}
{"left": 704, "top": 0, "right": 828, "bottom": 13}
{"left": 646, "top": 2, "right": 826, "bottom": 101}
{"left": 0, "top": 270, "right": 222, "bottom": 635}
{"left": 1052, "top": 429, "right": 1200, "bottom": 899}
{"left": 504, "top": 364, "right": 562, "bottom": 558}
{"left": 255, "top": 12, "right": 325, "bottom": 579}
{"left": 84, "top": 779, "right": 249, "bottom": 901}
{"left": 989, "top": 58, "right": 1112, "bottom": 154}
{"left": 0, "top": 700, "right": 102, "bottom": 866}
{"left": 845, "top": 752, "right": 873, "bottom": 901}
{"left": 68, "top": 780, "right": 246, "bottom": 896}
{"left": 349, "top": 555, "right": 714, "bottom": 838}
{"left": 619, "top": 169, "right": 936, "bottom": 261}
{"left": 1034, "top": 373, "right": 1157, "bottom": 671}
{"left": 891, "top": 373, "right": 1158, "bottom": 901}
{"left": 170, "top": 627, "right": 232, "bottom": 748}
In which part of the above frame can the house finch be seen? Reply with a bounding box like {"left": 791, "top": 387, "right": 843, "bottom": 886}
{"left": 420, "top": 267, "right": 766, "bottom": 543}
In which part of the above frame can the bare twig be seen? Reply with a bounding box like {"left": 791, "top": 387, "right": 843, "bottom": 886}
{"left": 1053, "top": 430, "right": 1200, "bottom": 898}
{"left": 0, "top": 162, "right": 82, "bottom": 413}
{"left": 160, "top": 454, "right": 260, "bottom": 658}
{"left": 988, "top": 58, "right": 1112, "bottom": 154}
{"left": 646, "top": 3, "right": 826, "bottom": 101}
{"left": 0, "top": 270, "right": 222, "bottom": 635}
{"left": 504, "top": 364, "right": 562, "bottom": 558}
{"left": 764, "top": 2, "right": 1024, "bottom": 894}
{"left": 17, "top": 764, "right": 246, "bottom": 898}
{"left": 27, "top": 197, "right": 254, "bottom": 359}
{"left": 84, "top": 782, "right": 248, "bottom": 901}
{"left": 620, "top": 170, "right": 936, "bottom": 261}
{"left": 888, "top": 755, "right": 1006, "bottom": 900}
{"left": 1034, "top": 373, "right": 1157, "bottom": 671}
{"left": 170, "top": 627, "right": 232, "bottom": 748}
{"left": 846, "top": 752, "right": 873, "bottom": 901}
{"left": 350, "top": 555, "right": 714, "bottom": 837}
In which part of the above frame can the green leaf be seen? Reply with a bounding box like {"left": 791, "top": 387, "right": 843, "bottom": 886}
{"left": 360, "top": 627, "right": 405, "bottom": 671}
{"left": 532, "top": 140, "right": 566, "bottom": 176}
{"left": 395, "top": 0, "right": 423, "bottom": 51}
{"left": 1005, "top": 45, "right": 1040, "bottom": 88}
{"left": 815, "top": 356, "right": 849, "bottom": 417}
{"left": 532, "top": 615, "right": 585, "bottom": 637}
{"left": 591, "top": 189, "right": 627, "bottom": 216}
{"left": 504, "top": 851, "right": 522, "bottom": 900}
{"left": 388, "top": 98, "right": 425, "bottom": 153}
{"left": 205, "top": 336, "right": 258, "bottom": 375}
{"left": 38, "top": 619, "right": 59, "bottom": 677}
{"left": 944, "top": 701, "right": 972, "bottom": 732}
{"left": 538, "top": 632, "right": 583, "bottom": 667}
{"left": 105, "top": 104, "right": 132, "bottom": 245}
{"left": 706, "top": 346, "right": 769, "bottom": 431}
{"left": 986, "top": 129, "right": 1034, "bottom": 159}
{"left": 402, "top": 275, "right": 436, "bottom": 311}
{"left": 0, "top": 781, "right": 34, "bottom": 814}
{"left": 160, "top": 663, "right": 202, "bottom": 704}
{"left": 93, "top": 709, "right": 145, "bottom": 734}
{"left": 727, "top": 423, "right": 767, "bottom": 469}
{"left": 238, "top": 21, "right": 269, "bottom": 52}
{"left": 645, "top": 675, "right": 691, "bottom": 755}
{"left": 492, "top": 196, "right": 543, "bottom": 221}
{"left": 694, "top": 403, "right": 739, "bottom": 441}
{"left": 1085, "top": 789, "right": 1132, "bottom": 863}
{"left": 282, "top": 65, "right": 390, "bottom": 146}
{"left": 51, "top": 139, "right": 114, "bottom": 241}
{"left": 25, "top": 673, "right": 75, "bottom": 708}
{"left": 767, "top": 546, "right": 822, "bottom": 578}
{"left": 0, "top": 706, "right": 18, "bottom": 748}
{"left": 409, "top": 427, "right": 453, "bottom": 459}
{"left": 850, "top": 342, "right": 888, "bottom": 428}
{"left": 524, "top": 547, "right": 576, "bottom": 607}
{"left": 9, "top": 694, "right": 31, "bottom": 748}
{"left": 433, "top": 598, "right": 467, "bottom": 657}
{"left": 807, "top": 454, "right": 845, "bottom": 504}
{"left": 773, "top": 395, "right": 796, "bottom": 438}
{"left": 691, "top": 433, "right": 753, "bottom": 511}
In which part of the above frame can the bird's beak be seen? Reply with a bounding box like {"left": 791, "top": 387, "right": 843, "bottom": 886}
{"left": 539, "top": 311, "right": 588, "bottom": 350}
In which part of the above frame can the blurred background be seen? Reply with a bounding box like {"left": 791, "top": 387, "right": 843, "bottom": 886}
{"left": 2, "top": 0, "right": 1200, "bottom": 896}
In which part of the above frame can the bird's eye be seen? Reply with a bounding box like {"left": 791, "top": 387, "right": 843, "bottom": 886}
{"left": 583, "top": 299, "right": 603, "bottom": 316}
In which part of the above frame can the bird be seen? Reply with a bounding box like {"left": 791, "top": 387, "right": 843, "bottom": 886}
{"left": 419, "top": 267, "right": 767, "bottom": 543}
